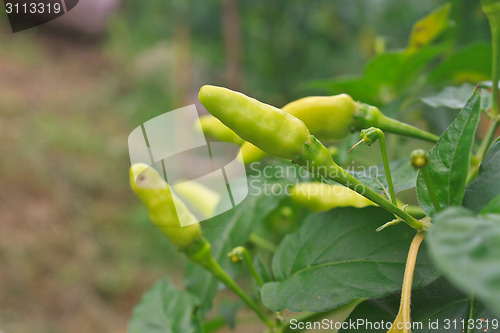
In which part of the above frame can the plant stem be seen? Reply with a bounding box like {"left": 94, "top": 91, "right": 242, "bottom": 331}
{"left": 388, "top": 232, "right": 425, "bottom": 333}
{"left": 421, "top": 167, "right": 441, "bottom": 212}
{"left": 350, "top": 128, "right": 397, "bottom": 205}
{"left": 375, "top": 129, "right": 397, "bottom": 205}
{"left": 230, "top": 246, "right": 264, "bottom": 287}
{"left": 296, "top": 137, "right": 427, "bottom": 230}
{"left": 470, "top": 117, "right": 499, "bottom": 183}
{"left": 466, "top": 295, "right": 475, "bottom": 333}
{"left": 354, "top": 103, "right": 439, "bottom": 143}
{"left": 483, "top": 0, "right": 500, "bottom": 117}
{"left": 249, "top": 233, "right": 278, "bottom": 253}
{"left": 376, "top": 113, "right": 440, "bottom": 143}
{"left": 340, "top": 171, "right": 425, "bottom": 229}
{"left": 187, "top": 238, "right": 274, "bottom": 329}
{"left": 476, "top": 117, "right": 500, "bottom": 162}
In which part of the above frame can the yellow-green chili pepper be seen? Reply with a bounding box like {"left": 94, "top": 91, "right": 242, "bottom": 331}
{"left": 291, "top": 182, "right": 375, "bottom": 212}
{"left": 282, "top": 94, "right": 356, "bottom": 141}
{"left": 199, "top": 85, "right": 311, "bottom": 160}
{"left": 238, "top": 141, "right": 268, "bottom": 164}
{"left": 195, "top": 114, "right": 244, "bottom": 145}
{"left": 199, "top": 85, "right": 427, "bottom": 230}
{"left": 130, "top": 163, "right": 276, "bottom": 326}
{"left": 238, "top": 94, "right": 356, "bottom": 163}
{"left": 129, "top": 163, "right": 201, "bottom": 249}
{"left": 173, "top": 180, "right": 220, "bottom": 218}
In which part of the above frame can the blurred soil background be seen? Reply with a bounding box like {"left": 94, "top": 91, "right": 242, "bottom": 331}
{"left": 0, "top": 0, "right": 487, "bottom": 332}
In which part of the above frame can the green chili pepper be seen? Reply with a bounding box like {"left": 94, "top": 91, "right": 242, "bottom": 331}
{"left": 130, "top": 163, "right": 275, "bottom": 327}
{"left": 291, "top": 182, "right": 375, "bottom": 212}
{"left": 283, "top": 94, "right": 355, "bottom": 141}
{"left": 237, "top": 94, "right": 355, "bottom": 163}
{"left": 173, "top": 180, "right": 220, "bottom": 219}
{"left": 199, "top": 85, "right": 427, "bottom": 230}
{"left": 199, "top": 85, "right": 311, "bottom": 160}
{"left": 129, "top": 163, "right": 202, "bottom": 249}
{"left": 238, "top": 141, "right": 268, "bottom": 164}
{"left": 196, "top": 114, "right": 244, "bottom": 145}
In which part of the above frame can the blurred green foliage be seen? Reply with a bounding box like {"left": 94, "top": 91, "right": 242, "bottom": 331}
{"left": 107, "top": 0, "right": 481, "bottom": 105}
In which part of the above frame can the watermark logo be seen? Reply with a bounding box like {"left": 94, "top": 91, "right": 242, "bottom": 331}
{"left": 128, "top": 105, "right": 248, "bottom": 227}
{"left": 4, "top": 0, "right": 80, "bottom": 32}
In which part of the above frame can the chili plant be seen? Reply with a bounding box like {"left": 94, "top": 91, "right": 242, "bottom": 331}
{"left": 128, "top": 2, "right": 500, "bottom": 333}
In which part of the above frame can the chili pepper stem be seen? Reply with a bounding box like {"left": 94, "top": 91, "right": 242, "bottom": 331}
{"left": 375, "top": 129, "right": 397, "bottom": 205}
{"left": 388, "top": 232, "right": 426, "bottom": 333}
{"left": 421, "top": 167, "right": 441, "bottom": 212}
{"left": 376, "top": 112, "right": 439, "bottom": 143}
{"left": 295, "top": 137, "right": 427, "bottom": 230}
{"left": 249, "top": 233, "right": 278, "bottom": 253}
{"left": 347, "top": 128, "right": 397, "bottom": 205}
{"left": 354, "top": 103, "right": 439, "bottom": 143}
{"left": 186, "top": 238, "right": 274, "bottom": 329}
{"left": 343, "top": 171, "right": 424, "bottom": 229}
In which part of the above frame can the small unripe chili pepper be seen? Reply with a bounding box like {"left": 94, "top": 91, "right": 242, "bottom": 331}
{"left": 199, "top": 85, "right": 311, "bottom": 160}
{"left": 195, "top": 115, "right": 244, "bottom": 145}
{"left": 129, "top": 163, "right": 202, "bottom": 249}
{"left": 291, "top": 182, "right": 375, "bottom": 212}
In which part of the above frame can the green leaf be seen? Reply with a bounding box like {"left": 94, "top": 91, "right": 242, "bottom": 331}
{"left": 481, "top": 194, "right": 500, "bottom": 215}
{"left": 254, "top": 253, "right": 274, "bottom": 284}
{"left": 429, "top": 43, "right": 492, "bottom": 84}
{"left": 308, "top": 47, "right": 443, "bottom": 106}
{"left": 260, "top": 207, "right": 438, "bottom": 312}
{"left": 394, "top": 45, "right": 445, "bottom": 91}
{"left": 406, "top": 3, "right": 451, "bottom": 53}
{"left": 308, "top": 75, "right": 386, "bottom": 106}
{"left": 184, "top": 161, "right": 317, "bottom": 317}
{"left": 340, "top": 278, "right": 500, "bottom": 333}
{"left": 464, "top": 142, "right": 500, "bottom": 213}
{"left": 184, "top": 177, "right": 286, "bottom": 317}
{"left": 128, "top": 278, "right": 202, "bottom": 333}
{"left": 416, "top": 88, "right": 481, "bottom": 216}
{"left": 364, "top": 53, "right": 407, "bottom": 85}
{"left": 348, "top": 158, "right": 418, "bottom": 194}
{"left": 421, "top": 83, "right": 492, "bottom": 110}
{"left": 427, "top": 207, "right": 500, "bottom": 316}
